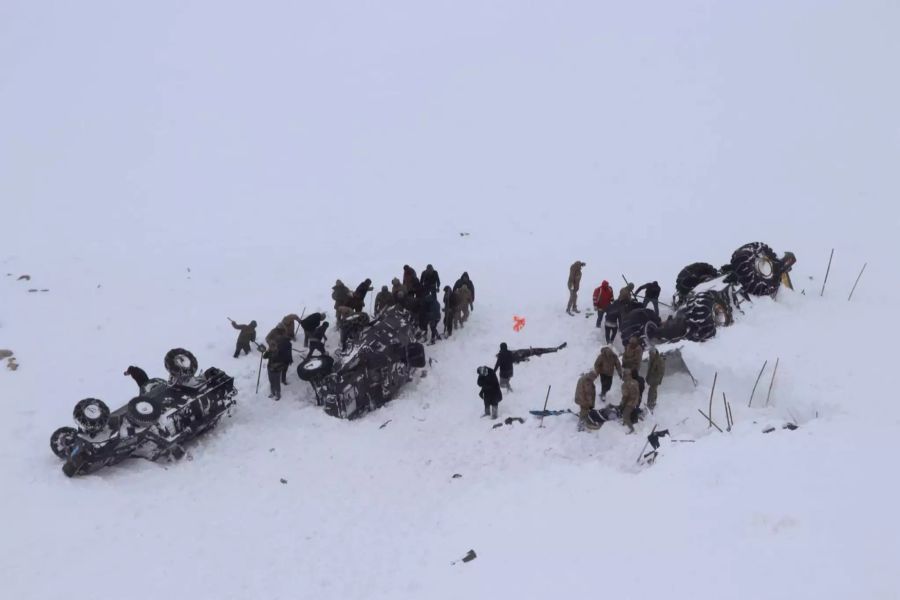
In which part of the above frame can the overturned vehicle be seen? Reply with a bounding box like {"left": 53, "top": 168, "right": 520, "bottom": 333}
{"left": 49, "top": 349, "right": 237, "bottom": 477}
{"left": 296, "top": 306, "right": 426, "bottom": 419}
{"left": 626, "top": 242, "right": 796, "bottom": 345}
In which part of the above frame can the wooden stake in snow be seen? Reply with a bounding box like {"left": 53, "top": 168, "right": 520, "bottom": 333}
{"left": 727, "top": 400, "right": 735, "bottom": 429}
{"left": 539, "top": 385, "right": 551, "bottom": 429}
{"left": 748, "top": 360, "right": 768, "bottom": 407}
{"left": 707, "top": 372, "right": 718, "bottom": 428}
{"left": 765, "top": 357, "right": 780, "bottom": 407}
{"left": 848, "top": 263, "right": 867, "bottom": 301}
{"left": 697, "top": 409, "right": 723, "bottom": 433}
{"left": 723, "top": 392, "right": 731, "bottom": 431}
{"left": 820, "top": 248, "right": 834, "bottom": 297}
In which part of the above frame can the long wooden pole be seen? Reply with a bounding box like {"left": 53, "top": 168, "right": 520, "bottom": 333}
{"left": 723, "top": 392, "right": 731, "bottom": 431}
{"left": 748, "top": 360, "right": 768, "bottom": 407}
{"left": 697, "top": 409, "right": 723, "bottom": 433}
{"left": 707, "top": 371, "right": 718, "bottom": 428}
{"left": 848, "top": 263, "right": 867, "bottom": 301}
{"left": 765, "top": 357, "right": 780, "bottom": 407}
{"left": 820, "top": 249, "right": 834, "bottom": 297}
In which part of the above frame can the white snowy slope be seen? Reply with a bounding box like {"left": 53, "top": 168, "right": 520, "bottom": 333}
{"left": 2, "top": 1, "right": 899, "bottom": 599}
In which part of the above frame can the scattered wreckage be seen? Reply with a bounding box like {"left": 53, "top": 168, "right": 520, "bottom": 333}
{"left": 49, "top": 349, "right": 236, "bottom": 477}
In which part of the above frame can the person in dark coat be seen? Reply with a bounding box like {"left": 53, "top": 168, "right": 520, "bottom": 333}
{"left": 494, "top": 343, "right": 515, "bottom": 392}
{"left": 476, "top": 366, "right": 503, "bottom": 419}
{"left": 423, "top": 292, "right": 441, "bottom": 343}
{"left": 402, "top": 265, "right": 421, "bottom": 297}
{"left": 420, "top": 264, "right": 441, "bottom": 295}
{"left": 453, "top": 272, "right": 475, "bottom": 311}
{"left": 276, "top": 336, "right": 294, "bottom": 385}
{"left": 124, "top": 366, "right": 149, "bottom": 394}
{"left": 332, "top": 280, "right": 351, "bottom": 310}
{"left": 374, "top": 286, "right": 394, "bottom": 315}
{"left": 307, "top": 321, "right": 329, "bottom": 359}
{"left": 442, "top": 285, "right": 458, "bottom": 336}
{"left": 635, "top": 281, "right": 662, "bottom": 315}
{"left": 229, "top": 318, "right": 257, "bottom": 357}
{"left": 347, "top": 279, "right": 373, "bottom": 312}
{"left": 604, "top": 303, "right": 621, "bottom": 344}
{"left": 299, "top": 312, "right": 326, "bottom": 348}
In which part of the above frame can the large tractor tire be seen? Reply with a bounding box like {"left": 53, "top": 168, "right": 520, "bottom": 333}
{"left": 164, "top": 348, "right": 199, "bottom": 379}
{"left": 684, "top": 291, "right": 733, "bottom": 343}
{"left": 73, "top": 398, "right": 110, "bottom": 433}
{"left": 674, "top": 262, "right": 721, "bottom": 306}
{"left": 729, "top": 242, "right": 782, "bottom": 297}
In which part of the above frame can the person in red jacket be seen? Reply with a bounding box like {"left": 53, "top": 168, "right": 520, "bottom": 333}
{"left": 592, "top": 280, "right": 614, "bottom": 328}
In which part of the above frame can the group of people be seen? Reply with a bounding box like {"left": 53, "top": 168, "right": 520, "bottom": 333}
{"left": 567, "top": 261, "right": 662, "bottom": 344}
{"left": 331, "top": 266, "right": 476, "bottom": 344}
{"left": 228, "top": 265, "right": 476, "bottom": 400}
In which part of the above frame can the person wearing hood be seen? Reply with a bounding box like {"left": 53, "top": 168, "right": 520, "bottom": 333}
{"left": 574, "top": 369, "right": 599, "bottom": 424}
{"left": 375, "top": 285, "right": 394, "bottom": 315}
{"left": 646, "top": 347, "right": 666, "bottom": 410}
{"left": 391, "top": 277, "right": 404, "bottom": 299}
{"left": 635, "top": 281, "right": 662, "bottom": 315}
{"left": 229, "top": 318, "right": 257, "bottom": 358}
{"left": 566, "top": 261, "right": 586, "bottom": 315}
{"left": 453, "top": 272, "right": 475, "bottom": 311}
{"left": 263, "top": 344, "right": 287, "bottom": 401}
{"left": 620, "top": 370, "right": 640, "bottom": 433}
{"left": 494, "top": 343, "right": 515, "bottom": 392}
{"left": 346, "top": 278, "right": 374, "bottom": 312}
{"left": 332, "top": 280, "right": 351, "bottom": 310}
{"left": 593, "top": 345, "right": 623, "bottom": 402}
{"left": 265, "top": 324, "right": 287, "bottom": 351}
{"left": 592, "top": 280, "right": 614, "bottom": 328}
{"left": 476, "top": 366, "right": 503, "bottom": 419}
{"left": 420, "top": 264, "right": 441, "bottom": 295}
{"left": 622, "top": 336, "right": 644, "bottom": 373}
{"left": 307, "top": 321, "right": 329, "bottom": 359}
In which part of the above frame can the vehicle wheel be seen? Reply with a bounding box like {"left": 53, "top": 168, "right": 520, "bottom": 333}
{"left": 405, "top": 343, "right": 426, "bottom": 368}
{"left": 50, "top": 427, "right": 77, "bottom": 459}
{"left": 126, "top": 396, "right": 163, "bottom": 425}
{"left": 297, "top": 355, "right": 335, "bottom": 381}
{"left": 164, "top": 348, "right": 199, "bottom": 378}
{"left": 73, "top": 398, "right": 110, "bottom": 433}
{"left": 674, "top": 262, "right": 721, "bottom": 306}
{"left": 684, "top": 291, "right": 733, "bottom": 342}
{"left": 730, "top": 242, "right": 781, "bottom": 297}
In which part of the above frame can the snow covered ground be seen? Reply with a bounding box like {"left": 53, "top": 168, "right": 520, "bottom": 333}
{"left": 2, "top": 1, "right": 899, "bottom": 599}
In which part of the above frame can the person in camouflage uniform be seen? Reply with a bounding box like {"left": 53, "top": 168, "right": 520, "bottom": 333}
{"left": 265, "top": 324, "right": 287, "bottom": 351}
{"left": 574, "top": 369, "right": 599, "bottom": 423}
{"left": 622, "top": 336, "right": 643, "bottom": 373}
{"left": 456, "top": 284, "right": 472, "bottom": 327}
{"left": 566, "top": 261, "right": 586, "bottom": 315}
{"left": 229, "top": 319, "right": 257, "bottom": 358}
{"left": 374, "top": 285, "right": 394, "bottom": 315}
{"left": 593, "top": 346, "right": 623, "bottom": 402}
{"left": 645, "top": 347, "right": 666, "bottom": 410}
{"left": 619, "top": 370, "right": 640, "bottom": 433}
{"left": 280, "top": 313, "right": 303, "bottom": 341}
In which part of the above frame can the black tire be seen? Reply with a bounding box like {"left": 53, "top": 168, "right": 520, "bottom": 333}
{"left": 297, "top": 355, "right": 335, "bottom": 381}
{"left": 126, "top": 396, "right": 163, "bottom": 425}
{"left": 674, "top": 262, "right": 721, "bottom": 306}
{"left": 730, "top": 242, "right": 781, "bottom": 297}
{"left": 73, "top": 398, "right": 110, "bottom": 433}
{"left": 405, "top": 343, "right": 426, "bottom": 368}
{"left": 50, "top": 427, "right": 77, "bottom": 459}
{"left": 164, "top": 348, "right": 198, "bottom": 378}
{"left": 684, "top": 291, "right": 733, "bottom": 342}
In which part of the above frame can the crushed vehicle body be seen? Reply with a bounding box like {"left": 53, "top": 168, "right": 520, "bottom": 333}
{"left": 297, "top": 306, "right": 426, "bottom": 419}
{"left": 49, "top": 349, "right": 237, "bottom": 477}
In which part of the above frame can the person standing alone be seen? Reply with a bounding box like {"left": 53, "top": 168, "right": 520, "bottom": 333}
{"left": 566, "top": 261, "right": 586, "bottom": 315}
